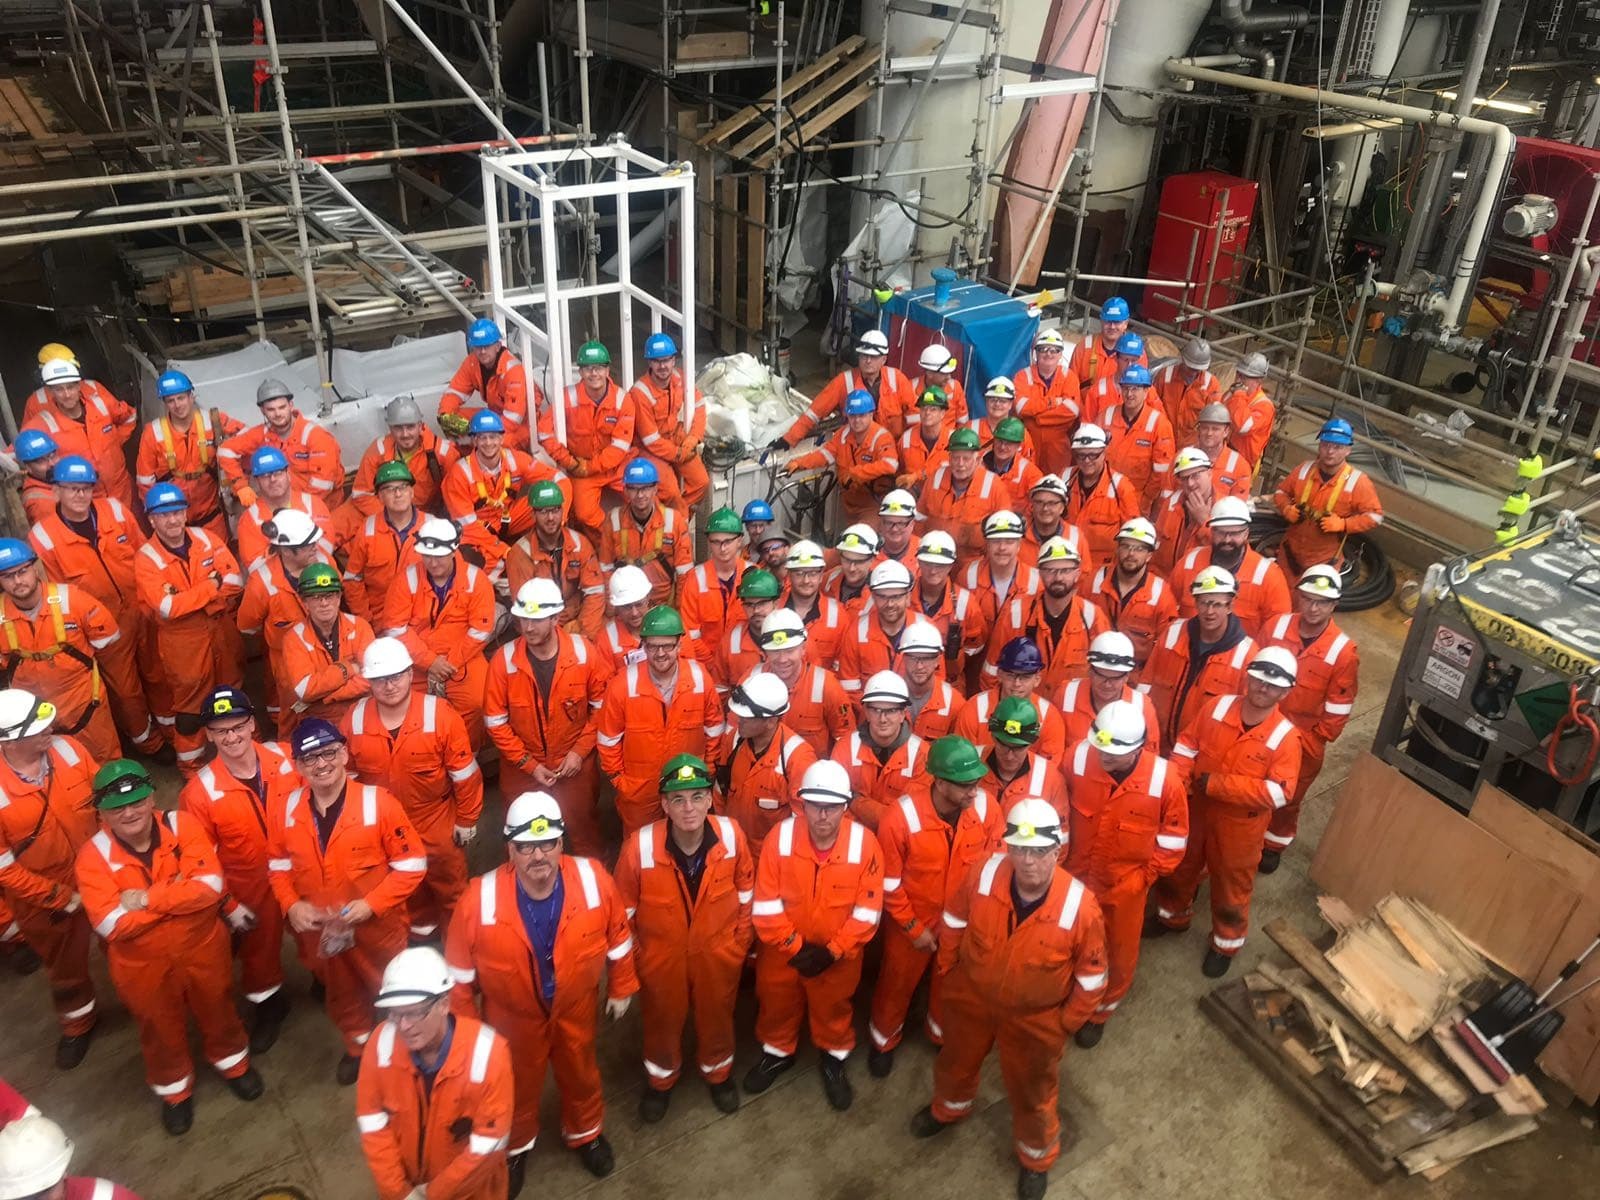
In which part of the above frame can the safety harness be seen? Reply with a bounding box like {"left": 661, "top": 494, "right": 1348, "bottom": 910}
{"left": 0, "top": 586, "right": 101, "bottom": 733}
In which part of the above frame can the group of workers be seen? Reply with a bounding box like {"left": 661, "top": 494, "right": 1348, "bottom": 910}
{"left": 0, "top": 301, "right": 1380, "bottom": 1200}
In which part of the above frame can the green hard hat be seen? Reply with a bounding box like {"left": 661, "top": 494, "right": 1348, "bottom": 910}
{"left": 297, "top": 562, "right": 343, "bottom": 595}
{"left": 928, "top": 735, "right": 988, "bottom": 784}
{"left": 641, "top": 605, "right": 685, "bottom": 638}
{"left": 526, "top": 480, "right": 566, "bottom": 510}
{"left": 989, "top": 696, "right": 1041, "bottom": 747}
{"left": 577, "top": 340, "right": 612, "bottom": 367}
{"left": 994, "top": 417, "right": 1026, "bottom": 444}
{"left": 707, "top": 507, "right": 743, "bottom": 535}
{"left": 947, "top": 427, "right": 981, "bottom": 452}
{"left": 374, "top": 460, "right": 414, "bottom": 488}
{"left": 660, "top": 753, "right": 713, "bottom": 793}
{"left": 738, "top": 568, "right": 781, "bottom": 600}
{"left": 93, "top": 758, "right": 154, "bottom": 809}
{"left": 916, "top": 386, "right": 949, "bottom": 409}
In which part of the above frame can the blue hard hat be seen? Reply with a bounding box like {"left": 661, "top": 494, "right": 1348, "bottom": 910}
{"left": 157, "top": 369, "right": 194, "bottom": 399}
{"left": 290, "top": 717, "right": 345, "bottom": 759}
{"left": 1100, "top": 297, "right": 1130, "bottom": 322}
{"left": 0, "top": 538, "right": 37, "bottom": 572}
{"left": 468, "top": 409, "right": 505, "bottom": 435}
{"left": 51, "top": 455, "right": 98, "bottom": 485}
{"left": 468, "top": 318, "right": 503, "bottom": 348}
{"left": 1115, "top": 331, "right": 1145, "bottom": 358}
{"left": 643, "top": 332, "right": 679, "bottom": 361}
{"left": 997, "top": 635, "right": 1046, "bottom": 675}
{"left": 14, "top": 429, "right": 56, "bottom": 464}
{"left": 742, "top": 499, "right": 774, "bottom": 523}
{"left": 143, "top": 482, "right": 188, "bottom": 514}
{"left": 1120, "top": 363, "right": 1152, "bottom": 388}
{"left": 844, "top": 388, "right": 876, "bottom": 416}
{"left": 1319, "top": 417, "right": 1355, "bottom": 445}
{"left": 249, "top": 446, "right": 290, "bottom": 476}
{"left": 623, "top": 458, "right": 660, "bottom": 487}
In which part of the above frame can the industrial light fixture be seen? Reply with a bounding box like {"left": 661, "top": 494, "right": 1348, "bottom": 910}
{"left": 1438, "top": 90, "right": 1541, "bottom": 116}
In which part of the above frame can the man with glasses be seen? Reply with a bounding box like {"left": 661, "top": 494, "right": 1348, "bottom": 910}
{"left": 614, "top": 754, "right": 754, "bottom": 1122}
{"left": 357, "top": 946, "right": 515, "bottom": 1199}
{"left": 712, "top": 569, "right": 781, "bottom": 693}
{"left": 911, "top": 798, "right": 1107, "bottom": 1200}
{"left": 777, "top": 540, "right": 845, "bottom": 670}
{"left": 1085, "top": 518, "right": 1176, "bottom": 671}
{"left": 445, "top": 791, "right": 638, "bottom": 1185}
{"left": 1171, "top": 496, "right": 1292, "bottom": 637}
{"left": 1013, "top": 329, "right": 1081, "bottom": 476}
{"left": 1142, "top": 566, "right": 1257, "bottom": 747}
{"left": 719, "top": 671, "right": 817, "bottom": 859}
{"left": 179, "top": 687, "right": 299, "bottom": 1053}
{"left": 1057, "top": 632, "right": 1160, "bottom": 752}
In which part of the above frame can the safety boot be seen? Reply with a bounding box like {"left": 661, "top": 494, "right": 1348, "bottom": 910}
{"left": 867, "top": 1046, "right": 895, "bottom": 1077}
{"left": 576, "top": 1134, "right": 615, "bottom": 1178}
{"left": 1017, "top": 1167, "right": 1049, "bottom": 1199}
{"left": 336, "top": 1053, "right": 361, "bottom": 1086}
{"left": 742, "top": 1052, "right": 794, "bottom": 1094}
{"left": 226, "top": 1066, "right": 265, "bottom": 1101}
{"left": 1257, "top": 850, "right": 1282, "bottom": 875}
{"left": 638, "top": 1085, "right": 672, "bottom": 1123}
{"left": 250, "top": 991, "right": 290, "bottom": 1055}
{"left": 161, "top": 1098, "right": 193, "bottom": 1137}
{"left": 819, "top": 1054, "right": 853, "bottom": 1111}
{"left": 1074, "top": 1021, "right": 1105, "bottom": 1049}
{"left": 1202, "top": 948, "right": 1233, "bottom": 978}
{"left": 55, "top": 1023, "right": 95, "bottom": 1070}
{"left": 708, "top": 1078, "right": 740, "bottom": 1113}
{"left": 909, "top": 1107, "right": 952, "bottom": 1139}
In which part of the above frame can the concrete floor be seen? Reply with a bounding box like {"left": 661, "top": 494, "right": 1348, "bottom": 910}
{"left": 4, "top": 596, "right": 1598, "bottom": 1199}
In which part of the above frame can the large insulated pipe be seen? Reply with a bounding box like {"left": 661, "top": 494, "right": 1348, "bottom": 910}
{"left": 1218, "top": 0, "right": 1309, "bottom": 34}
{"left": 1165, "top": 57, "right": 1514, "bottom": 335}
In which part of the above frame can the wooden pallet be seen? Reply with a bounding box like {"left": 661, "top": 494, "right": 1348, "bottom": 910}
{"left": 0, "top": 76, "right": 75, "bottom": 169}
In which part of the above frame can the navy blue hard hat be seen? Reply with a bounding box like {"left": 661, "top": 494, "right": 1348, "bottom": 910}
{"left": 291, "top": 717, "right": 345, "bottom": 758}
{"left": 201, "top": 686, "right": 255, "bottom": 726}
{"left": 997, "top": 636, "right": 1046, "bottom": 675}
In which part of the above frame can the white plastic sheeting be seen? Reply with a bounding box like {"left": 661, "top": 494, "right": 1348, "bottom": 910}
{"left": 696, "top": 354, "right": 807, "bottom": 449}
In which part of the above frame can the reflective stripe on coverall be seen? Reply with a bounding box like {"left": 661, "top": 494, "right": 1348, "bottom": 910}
{"left": 381, "top": 559, "right": 496, "bottom": 748}
{"left": 1259, "top": 614, "right": 1358, "bottom": 850}
{"left": 596, "top": 660, "right": 725, "bottom": 836}
{"left": 1171, "top": 546, "right": 1293, "bottom": 637}
{"left": 716, "top": 727, "right": 816, "bottom": 861}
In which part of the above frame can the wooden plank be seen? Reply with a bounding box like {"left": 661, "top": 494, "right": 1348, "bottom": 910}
{"left": 754, "top": 81, "right": 876, "bottom": 169}
{"left": 745, "top": 180, "right": 765, "bottom": 356}
{"left": 1396, "top": 1113, "right": 1537, "bottom": 1175}
{"left": 727, "top": 50, "right": 880, "bottom": 160}
{"left": 699, "top": 35, "right": 868, "bottom": 148}
{"left": 1266, "top": 918, "right": 1474, "bottom": 1110}
{"left": 1326, "top": 921, "right": 1451, "bottom": 1042}
{"left": 678, "top": 30, "right": 751, "bottom": 62}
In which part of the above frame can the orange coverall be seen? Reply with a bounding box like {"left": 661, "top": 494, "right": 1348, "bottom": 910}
{"left": 1171, "top": 546, "right": 1293, "bottom": 637}
{"left": 953, "top": 688, "right": 1068, "bottom": 762}
{"left": 770, "top": 663, "right": 854, "bottom": 758}
{"left": 989, "top": 450, "right": 1046, "bottom": 512}
{"left": 538, "top": 382, "right": 637, "bottom": 533}
{"left": 1140, "top": 618, "right": 1257, "bottom": 746}
{"left": 716, "top": 725, "right": 817, "bottom": 859}
{"left": 984, "top": 593, "right": 1105, "bottom": 693}
{"left": 594, "top": 619, "right": 644, "bottom": 675}
{"left": 134, "top": 530, "right": 245, "bottom": 771}
{"left": 1070, "top": 335, "right": 1136, "bottom": 390}
{"left": 267, "top": 783, "right": 426, "bottom": 1053}
{"left": 597, "top": 661, "right": 725, "bottom": 835}
{"left": 1094, "top": 399, "right": 1176, "bottom": 507}
{"left": 1012, "top": 364, "right": 1082, "bottom": 475}
{"left": 712, "top": 622, "right": 766, "bottom": 692}
{"left": 1055, "top": 679, "right": 1160, "bottom": 755}
{"left": 219, "top": 415, "right": 345, "bottom": 506}
{"left": 677, "top": 560, "right": 752, "bottom": 666}
{"left": 918, "top": 465, "right": 1006, "bottom": 564}
{"left": 439, "top": 350, "right": 536, "bottom": 451}
{"left": 235, "top": 492, "right": 336, "bottom": 571}
{"left": 896, "top": 425, "right": 950, "bottom": 490}
{"left": 504, "top": 528, "right": 605, "bottom": 639}
{"left": 788, "top": 421, "right": 899, "bottom": 521}
{"left": 280, "top": 615, "right": 374, "bottom": 728}
{"left": 784, "top": 593, "right": 847, "bottom": 672}
{"left": 600, "top": 504, "right": 694, "bottom": 606}
{"left": 135, "top": 408, "right": 244, "bottom": 538}
{"left": 911, "top": 376, "right": 970, "bottom": 430}
{"left": 1065, "top": 744, "right": 1188, "bottom": 1024}
{"left": 1271, "top": 459, "right": 1384, "bottom": 573}
{"left": 910, "top": 680, "right": 963, "bottom": 741}
{"left": 236, "top": 555, "right": 312, "bottom": 728}
{"left": 988, "top": 752, "right": 1071, "bottom": 826}
{"left": 440, "top": 449, "right": 556, "bottom": 548}
{"left": 629, "top": 371, "right": 710, "bottom": 511}
{"left": 957, "top": 559, "right": 1042, "bottom": 636}
{"left": 76, "top": 813, "right": 251, "bottom": 1102}
{"left": 1150, "top": 489, "right": 1210, "bottom": 578}
{"left": 830, "top": 731, "right": 929, "bottom": 832}
{"left": 344, "top": 692, "right": 484, "bottom": 935}
{"left": 1018, "top": 521, "right": 1093, "bottom": 579}
{"left": 20, "top": 472, "right": 54, "bottom": 525}
{"left": 341, "top": 512, "right": 424, "bottom": 624}
{"left": 751, "top": 816, "right": 883, "bottom": 1058}
{"left": 1085, "top": 567, "right": 1178, "bottom": 670}
{"left": 783, "top": 366, "right": 918, "bottom": 446}
{"left": 1065, "top": 468, "right": 1142, "bottom": 568}
{"left": 0, "top": 734, "right": 98, "bottom": 1036}
{"left": 357, "top": 1015, "right": 514, "bottom": 1200}
{"left": 1208, "top": 448, "right": 1253, "bottom": 499}
{"left": 870, "top": 788, "right": 1003, "bottom": 1055}
{"left": 346, "top": 430, "right": 460, "bottom": 518}
{"left": 445, "top": 859, "right": 639, "bottom": 1154}
{"left": 179, "top": 744, "right": 300, "bottom": 1004}
{"left": 614, "top": 816, "right": 754, "bottom": 1091}
{"left": 381, "top": 558, "right": 496, "bottom": 745}
{"left": 931, "top": 855, "right": 1107, "bottom": 1171}
{"left": 1226, "top": 383, "right": 1275, "bottom": 469}
{"left": 23, "top": 381, "right": 137, "bottom": 506}
{"left": 1151, "top": 362, "right": 1223, "bottom": 449}
{"left": 836, "top": 608, "right": 928, "bottom": 697}
{"left": 1259, "top": 614, "right": 1358, "bottom": 851}
{"left": 1156, "top": 695, "right": 1300, "bottom": 955}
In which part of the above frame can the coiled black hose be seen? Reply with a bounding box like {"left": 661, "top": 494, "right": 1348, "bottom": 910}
{"left": 1249, "top": 511, "right": 1396, "bottom": 612}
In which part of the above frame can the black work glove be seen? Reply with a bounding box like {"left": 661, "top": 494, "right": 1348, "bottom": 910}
{"left": 789, "top": 941, "right": 836, "bottom": 977}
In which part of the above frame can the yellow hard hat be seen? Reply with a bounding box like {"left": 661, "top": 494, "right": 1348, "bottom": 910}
{"left": 37, "top": 342, "right": 77, "bottom": 366}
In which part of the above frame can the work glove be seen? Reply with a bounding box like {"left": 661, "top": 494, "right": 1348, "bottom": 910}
{"left": 1319, "top": 515, "right": 1347, "bottom": 533}
{"left": 678, "top": 442, "right": 699, "bottom": 464}
{"left": 226, "top": 904, "right": 258, "bottom": 933}
{"left": 789, "top": 941, "right": 836, "bottom": 977}
{"left": 1281, "top": 504, "right": 1302, "bottom": 524}
{"left": 438, "top": 412, "right": 470, "bottom": 439}
{"left": 605, "top": 995, "right": 633, "bottom": 1021}
{"left": 571, "top": 459, "right": 592, "bottom": 478}
{"left": 236, "top": 485, "right": 258, "bottom": 509}
{"left": 453, "top": 824, "right": 478, "bottom": 847}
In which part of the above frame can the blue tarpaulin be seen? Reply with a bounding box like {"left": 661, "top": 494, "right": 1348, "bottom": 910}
{"left": 880, "top": 279, "right": 1040, "bottom": 419}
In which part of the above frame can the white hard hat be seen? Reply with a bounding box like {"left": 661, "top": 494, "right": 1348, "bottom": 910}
{"left": 264, "top": 508, "right": 320, "bottom": 549}
{"left": 1003, "top": 798, "right": 1063, "bottom": 849}
{"left": 414, "top": 517, "right": 460, "bottom": 557}
{"left": 1298, "top": 564, "right": 1343, "bottom": 600}
{"left": 918, "top": 343, "right": 956, "bottom": 373}
{"left": 1034, "top": 328, "right": 1066, "bottom": 349}
{"left": 1182, "top": 337, "right": 1213, "bottom": 369}
{"left": 1116, "top": 517, "right": 1158, "bottom": 548}
{"left": 1031, "top": 473, "right": 1068, "bottom": 499}
{"left": 0, "top": 1115, "right": 73, "bottom": 1198}
{"left": 608, "top": 564, "right": 652, "bottom": 606}
{"left": 869, "top": 559, "right": 913, "bottom": 592}
{"left": 503, "top": 790, "right": 565, "bottom": 843}
{"left": 861, "top": 670, "right": 911, "bottom": 707}
{"left": 899, "top": 619, "right": 945, "bottom": 656}
{"left": 1037, "top": 535, "right": 1081, "bottom": 565}
{"left": 1191, "top": 565, "right": 1238, "bottom": 597}
{"left": 1248, "top": 645, "right": 1300, "bottom": 686}
{"left": 1072, "top": 424, "right": 1110, "bottom": 451}
{"left": 916, "top": 530, "right": 957, "bottom": 565}
{"left": 879, "top": 488, "right": 917, "bottom": 518}
{"left": 856, "top": 329, "right": 890, "bottom": 355}
{"left": 0, "top": 689, "right": 55, "bottom": 742}
{"left": 511, "top": 577, "right": 565, "bottom": 619}
{"left": 1236, "top": 352, "right": 1269, "bottom": 379}
{"left": 985, "top": 376, "right": 1016, "bottom": 399}
{"left": 1087, "top": 699, "right": 1147, "bottom": 753}
{"left": 1086, "top": 631, "right": 1137, "bottom": 675}
{"left": 983, "top": 510, "right": 1025, "bottom": 540}
{"left": 796, "top": 759, "right": 853, "bottom": 806}
{"left": 728, "top": 670, "right": 790, "bottom": 719}
{"left": 1173, "top": 446, "right": 1212, "bottom": 475}
{"left": 375, "top": 946, "right": 453, "bottom": 1008}
{"left": 1208, "top": 496, "right": 1252, "bottom": 528}
{"left": 361, "top": 636, "right": 414, "bottom": 680}
{"left": 837, "top": 524, "right": 881, "bottom": 558}
{"left": 786, "top": 539, "right": 827, "bottom": 569}
{"left": 39, "top": 358, "right": 80, "bottom": 387}
{"left": 759, "top": 608, "right": 808, "bottom": 650}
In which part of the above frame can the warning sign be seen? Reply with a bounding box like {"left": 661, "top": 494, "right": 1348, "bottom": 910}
{"left": 1430, "top": 624, "right": 1474, "bottom": 669}
{"left": 1422, "top": 656, "right": 1467, "bottom": 700}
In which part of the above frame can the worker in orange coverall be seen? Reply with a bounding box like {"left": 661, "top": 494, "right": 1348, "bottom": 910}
{"left": 911, "top": 798, "right": 1107, "bottom": 1200}
{"left": 1152, "top": 336, "right": 1223, "bottom": 449}
{"left": 1063, "top": 424, "right": 1141, "bottom": 569}
{"left": 76, "top": 759, "right": 264, "bottom": 1135}
{"left": 1064, "top": 699, "right": 1187, "bottom": 1045}
{"left": 866, "top": 735, "right": 1001, "bottom": 1077}
{"left": 1151, "top": 647, "right": 1301, "bottom": 977}
{"left": 744, "top": 759, "right": 883, "bottom": 1113}
{"left": 438, "top": 318, "right": 536, "bottom": 451}
{"left": 343, "top": 636, "right": 482, "bottom": 940}
{"left": 1141, "top": 565, "right": 1258, "bottom": 746}
{"left": 676, "top": 507, "right": 755, "bottom": 666}
{"left": 830, "top": 670, "right": 927, "bottom": 832}
{"left": 614, "top": 753, "right": 754, "bottom": 1121}
{"left": 445, "top": 791, "right": 639, "bottom": 1186}
{"left": 503, "top": 480, "right": 606, "bottom": 638}
{"left": 218, "top": 377, "right": 344, "bottom": 508}
{"left": 1170, "top": 496, "right": 1293, "bottom": 637}
{"left": 25, "top": 354, "right": 137, "bottom": 507}
{"left": 1013, "top": 328, "right": 1082, "bottom": 476}
{"left": 235, "top": 508, "right": 324, "bottom": 733}
{"left": 346, "top": 395, "right": 459, "bottom": 519}
{"left": 1271, "top": 417, "right": 1384, "bottom": 575}
{"left": 537, "top": 340, "right": 637, "bottom": 537}
{"left": 783, "top": 389, "right": 899, "bottom": 521}
{"left": 628, "top": 332, "right": 709, "bottom": 513}
{"left": 774, "top": 327, "right": 916, "bottom": 450}
{"left": 134, "top": 369, "right": 242, "bottom": 540}
{"left": 598, "top": 459, "right": 694, "bottom": 606}
{"left": 341, "top": 460, "right": 426, "bottom": 625}
{"left": 717, "top": 670, "right": 818, "bottom": 859}
{"left": 279, "top": 563, "right": 373, "bottom": 727}
{"left": 1223, "top": 353, "right": 1275, "bottom": 470}
{"left": 484, "top": 580, "right": 608, "bottom": 856}
{"left": 751, "top": 608, "right": 854, "bottom": 756}
{"left": 358, "top": 946, "right": 514, "bottom": 1200}
{"left": 268, "top": 720, "right": 425, "bottom": 1084}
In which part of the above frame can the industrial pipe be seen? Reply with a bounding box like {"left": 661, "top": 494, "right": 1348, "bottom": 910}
{"left": 1219, "top": 0, "right": 1309, "bottom": 34}
{"left": 1164, "top": 57, "right": 1514, "bottom": 335}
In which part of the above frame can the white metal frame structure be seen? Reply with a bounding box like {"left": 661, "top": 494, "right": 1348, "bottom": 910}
{"left": 481, "top": 138, "right": 697, "bottom": 441}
